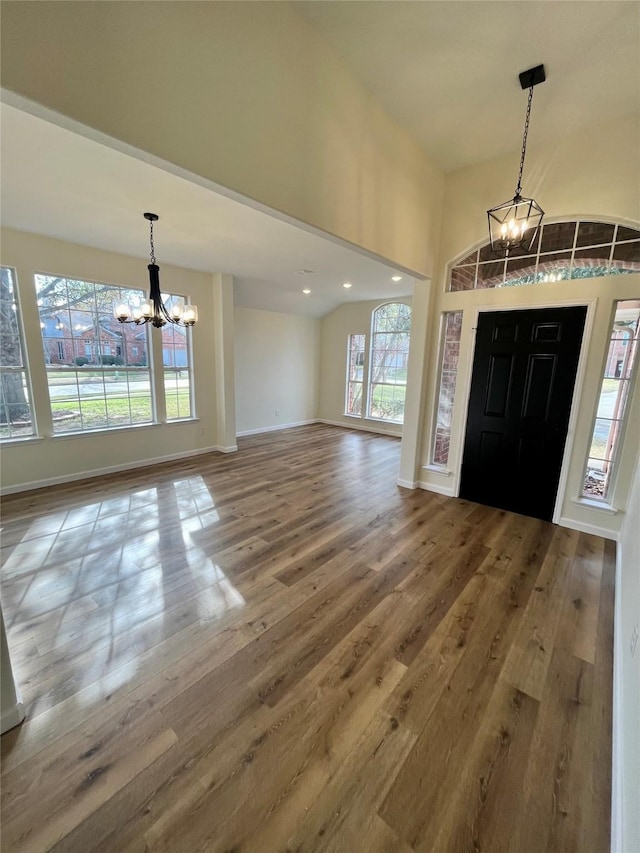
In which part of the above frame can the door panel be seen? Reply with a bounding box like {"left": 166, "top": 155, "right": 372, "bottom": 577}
{"left": 460, "top": 306, "right": 586, "bottom": 521}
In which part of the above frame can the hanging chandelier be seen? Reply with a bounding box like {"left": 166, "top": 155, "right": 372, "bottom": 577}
{"left": 487, "top": 64, "right": 546, "bottom": 257}
{"left": 114, "top": 212, "right": 198, "bottom": 328}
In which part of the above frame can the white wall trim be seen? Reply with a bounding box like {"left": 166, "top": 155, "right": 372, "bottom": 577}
{"left": 417, "top": 479, "right": 456, "bottom": 498}
{"left": 236, "top": 419, "right": 318, "bottom": 438}
{"left": 0, "top": 700, "right": 25, "bottom": 736}
{"left": 611, "top": 546, "right": 624, "bottom": 853}
{"left": 556, "top": 515, "right": 619, "bottom": 542}
{"left": 319, "top": 418, "right": 402, "bottom": 438}
{"left": 0, "top": 444, "right": 232, "bottom": 496}
{"left": 397, "top": 478, "right": 417, "bottom": 489}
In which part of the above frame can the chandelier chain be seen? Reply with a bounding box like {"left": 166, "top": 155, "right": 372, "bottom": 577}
{"left": 516, "top": 84, "right": 534, "bottom": 198}
{"left": 148, "top": 219, "right": 156, "bottom": 265}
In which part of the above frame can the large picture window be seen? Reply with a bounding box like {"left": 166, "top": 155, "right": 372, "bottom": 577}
{"left": 36, "top": 274, "right": 153, "bottom": 433}
{"left": 583, "top": 299, "right": 639, "bottom": 501}
{"left": 368, "top": 302, "right": 411, "bottom": 423}
{"left": 1, "top": 267, "right": 35, "bottom": 440}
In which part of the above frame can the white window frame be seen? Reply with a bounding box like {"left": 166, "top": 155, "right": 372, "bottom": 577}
{"left": 0, "top": 266, "right": 36, "bottom": 441}
{"left": 366, "top": 301, "right": 411, "bottom": 424}
{"left": 35, "top": 272, "right": 155, "bottom": 434}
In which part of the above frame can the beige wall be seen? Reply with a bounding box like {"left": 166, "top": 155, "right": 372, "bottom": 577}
{"left": 409, "top": 115, "right": 640, "bottom": 539}
{"left": 234, "top": 306, "right": 320, "bottom": 434}
{"left": 0, "top": 228, "right": 225, "bottom": 493}
{"left": 616, "top": 448, "right": 640, "bottom": 853}
{"left": 0, "top": 1, "right": 443, "bottom": 278}
{"left": 438, "top": 115, "right": 640, "bottom": 273}
{"left": 319, "top": 298, "right": 411, "bottom": 437}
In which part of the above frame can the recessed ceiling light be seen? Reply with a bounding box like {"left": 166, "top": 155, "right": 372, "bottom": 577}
{"left": 392, "top": 275, "right": 402, "bottom": 281}
{"left": 342, "top": 282, "right": 352, "bottom": 289}
{"left": 297, "top": 269, "right": 314, "bottom": 275}
{"left": 302, "top": 288, "right": 311, "bottom": 294}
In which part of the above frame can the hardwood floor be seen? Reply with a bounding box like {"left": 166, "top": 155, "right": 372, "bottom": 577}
{"left": 0, "top": 424, "right": 614, "bottom": 852}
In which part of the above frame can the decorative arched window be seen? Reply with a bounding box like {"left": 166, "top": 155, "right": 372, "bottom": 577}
{"left": 345, "top": 301, "right": 411, "bottom": 425}
{"left": 448, "top": 220, "right": 640, "bottom": 292}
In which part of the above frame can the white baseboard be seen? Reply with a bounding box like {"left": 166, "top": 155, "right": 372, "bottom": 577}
{"left": 0, "top": 700, "right": 25, "bottom": 735}
{"left": 0, "top": 444, "right": 230, "bottom": 496}
{"left": 557, "top": 515, "right": 619, "bottom": 541}
{"left": 611, "top": 548, "right": 624, "bottom": 853}
{"left": 236, "top": 419, "right": 318, "bottom": 438}
{"left": 318, "top": 418, "right": 402, "bottom": 438}
{"left": 417, "top": 479, "right": 457, "bottom": 497}
{"left": 217, "top": 444, "right": 238, "bottom": 453}
{"left": 397, "top": 478, "right": 417, "bottom": 489}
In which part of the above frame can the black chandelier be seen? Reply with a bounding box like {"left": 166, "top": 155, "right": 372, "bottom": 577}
{"left": 115, "top": 212, "right": 198, "bottom": 328}
{"left": 487, "top": 64, "right": 546, "bottom": 257}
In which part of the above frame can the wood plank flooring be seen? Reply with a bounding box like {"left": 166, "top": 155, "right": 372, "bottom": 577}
{"left": 0, "top": 424, "right": 614, "bottom": 852}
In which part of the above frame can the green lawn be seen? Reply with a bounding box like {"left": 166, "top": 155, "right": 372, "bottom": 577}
{"left": 50, "top": 390, "right": 191, "bottom": 431}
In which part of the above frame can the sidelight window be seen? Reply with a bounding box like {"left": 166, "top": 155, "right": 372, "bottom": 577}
{"left": 432, "top": 311, "right": 463, "bottom": 466}
{"left": 582, "top": 299, "right": 640, "bottom": 501}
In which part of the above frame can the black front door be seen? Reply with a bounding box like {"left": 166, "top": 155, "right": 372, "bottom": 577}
{"left": 459, "top": 306, "right": 587, "bottom": 521}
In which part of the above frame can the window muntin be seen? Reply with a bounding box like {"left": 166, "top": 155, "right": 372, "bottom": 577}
{"left": 1, "top": 267, "right": 35, "bottom": 440}
{"left": 583, "top": 299, "right": 640, "bottom": 501}
{"left": 162, "top": 299, "right": 194, "bottom": 421}
{"left": 36, "top": 274, "right": 153, "bottom": 433}
{"left": 367, "top": 302, "right": 411, "bottom": 424}
{"left": 449, "top": 221, "right": 640, "bottom": 292}
{"left": 345, "top": 333, "right": 365, "bottom": 416}
{"left": 432, "top": 311, "right": 463, "bottom": 466}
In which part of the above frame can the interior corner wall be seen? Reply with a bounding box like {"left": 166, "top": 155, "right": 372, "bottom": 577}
{"left": 0, "top": 1, "right": 443, "bottom": 278}
{"left": 417, "top": 115, "right": 640, "bottom": 538}
{"left": 0, "top": 227, "right": 223, "bottom": 494}
{"left": 234, "top": 306, "right": 320, "bottom": 435}
{"left": 318, "top": 298, "right": 411, "bottom": 437}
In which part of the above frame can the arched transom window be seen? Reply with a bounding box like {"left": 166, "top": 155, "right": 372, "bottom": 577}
{"left": 448, "top": 220, "right": 640, "bottom": 292}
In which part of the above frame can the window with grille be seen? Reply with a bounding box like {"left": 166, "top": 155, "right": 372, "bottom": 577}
{"left": 432, "top": 311, "right": 463, "bottom": 466}
{"left": 345, "top": 333, "right": 365, "bottom": 416}
{"left": 583, "top": 299, "right": 640, "bottom": 501}
{"left": 368, "top": 302, "right": 411, "bottom": 423}
{"left": 449, "top": 221, "right": 640, "bottom": 292}
{"left": 162, "top": 297, "right": 194, "bottom": 421}
{"left": 36, "top": 274, "right": 153, "bottom": 433}
{"left": 0, "top": 267, "right": 35, "bottom": 440}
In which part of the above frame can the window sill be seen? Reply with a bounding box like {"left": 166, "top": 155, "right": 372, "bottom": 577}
{"left": 571, "top": 496, "right": 618, "bottom": 515}
{"left": 343, "top": 413, "right": 403, "bottom": 426}
{"left": 50, "top": 422, "right": 162, "bottom": 440}
{"left": 48, "top": 419, "right": 201, "bottom": 440}
{"left": 421, "top": 464, "right": 452, "bottom": 477}
{"left": 0, "top": 435, "right": 45, "bottom": 447}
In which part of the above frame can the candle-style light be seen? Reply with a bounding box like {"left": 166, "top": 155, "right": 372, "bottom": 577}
{"left": 115, "top": 213, "right": 198, "bottom": 328}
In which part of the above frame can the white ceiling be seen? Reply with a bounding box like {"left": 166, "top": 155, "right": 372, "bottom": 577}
{"left": 0, "top": 102, "right": 414, "bottom": 319}
{"left": 1, "top": 2, "right": 638, "bottom": 318}
{"left": 298, "top": 0, "right": 640, "bottom": 173}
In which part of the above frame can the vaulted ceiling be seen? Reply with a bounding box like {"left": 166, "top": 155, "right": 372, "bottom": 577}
{"left": 1, "top": 2, "right": 637, "bottom": 317}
